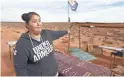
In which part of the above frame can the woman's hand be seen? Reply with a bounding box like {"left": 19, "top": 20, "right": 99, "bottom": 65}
{"left": 67, "top": 28, "right": 71, "bottom": 33}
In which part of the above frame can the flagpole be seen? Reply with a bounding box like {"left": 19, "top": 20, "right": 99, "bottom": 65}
{"left": 68, "top": 1, "right": 70, "bottom": 52}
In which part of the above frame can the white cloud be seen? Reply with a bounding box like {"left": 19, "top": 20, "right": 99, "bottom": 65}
{"left": 2, "top": 8, "right": 68, "bottom": 22}
{"left": 1, "top": 0, "right": 124, "bottom": 22}
{"left": 71, "top": 6, "right": 124, "bottom": 22}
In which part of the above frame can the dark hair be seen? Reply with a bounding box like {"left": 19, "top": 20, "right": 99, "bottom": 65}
{"left": 21, "top": 12, "right": 40, "bottom": 24}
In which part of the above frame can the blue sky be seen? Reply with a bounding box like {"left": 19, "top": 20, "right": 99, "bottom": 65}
{"left": 1, "top": 0, "right": 124, "bottom": 22}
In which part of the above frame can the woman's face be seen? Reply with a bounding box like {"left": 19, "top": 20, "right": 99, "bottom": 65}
{"left": 27, "top": 15, "right": 42, "bottom": 35}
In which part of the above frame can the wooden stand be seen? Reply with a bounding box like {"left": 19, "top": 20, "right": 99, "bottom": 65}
{"left": 7, "top": 41, "right": 17, "bottom": 60}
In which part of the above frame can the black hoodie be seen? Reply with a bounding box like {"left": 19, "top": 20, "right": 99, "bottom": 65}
{"left": 13, "top": 29, "right": 68, "bottom": 76}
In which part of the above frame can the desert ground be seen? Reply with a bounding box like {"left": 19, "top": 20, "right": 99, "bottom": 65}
{"left": 1, "top": 22, "right": 124, "bottom": 76}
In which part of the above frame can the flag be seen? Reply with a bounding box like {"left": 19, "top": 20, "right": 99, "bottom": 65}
{"left": 68, "top": 0, "right": 78, "bottom": 11}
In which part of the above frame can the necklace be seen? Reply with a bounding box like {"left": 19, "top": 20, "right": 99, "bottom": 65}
{"left": 28, "top": 33, "right": 43, "bottom": 48}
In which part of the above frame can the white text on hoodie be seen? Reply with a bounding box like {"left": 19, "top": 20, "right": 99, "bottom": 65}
{"left": 33, "top": 40, "right": 53, "bottom": 62}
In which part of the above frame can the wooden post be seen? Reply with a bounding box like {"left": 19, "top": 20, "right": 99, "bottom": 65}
{"left": 9, "top": 45, "right": 11, "bottom": 60}
{"left": 114, "top": 55, "right": 116, "bottom": 68}
{"left": 68, "top": 32, "right": 70, "bottom": 51}
{"left": 79, "top": 25, "right": 81, "bottom": 49}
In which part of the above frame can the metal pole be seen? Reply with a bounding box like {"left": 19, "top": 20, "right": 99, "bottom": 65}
{"left": 68, "top": 1, "right": 70, "bottom": 51}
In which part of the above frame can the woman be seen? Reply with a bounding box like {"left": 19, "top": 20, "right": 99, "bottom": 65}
{"left": 13, "top": 12, "right": 71, "bottom": 76}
